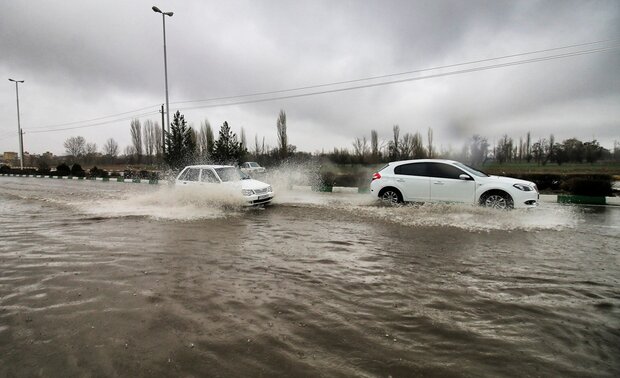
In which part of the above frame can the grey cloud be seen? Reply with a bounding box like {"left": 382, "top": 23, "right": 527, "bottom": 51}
{"left": 1, "top": 0, "right": 619, "bottom": 155}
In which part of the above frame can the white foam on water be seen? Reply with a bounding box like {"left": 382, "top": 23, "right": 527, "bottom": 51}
{"left": 79, "top": 185, "right": 247, "bottom": 220}
{"left": 331, "top": 201, "right": 581, "bottom": 232}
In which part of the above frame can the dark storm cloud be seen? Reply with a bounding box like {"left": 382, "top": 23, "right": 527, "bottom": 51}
{"left": 1, "top": 0, "right": 619, "bottom": 154}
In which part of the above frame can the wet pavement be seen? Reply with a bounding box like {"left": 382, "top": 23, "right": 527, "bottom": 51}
{"left": 1, "top": 177, "right": 619, "bottom": 377}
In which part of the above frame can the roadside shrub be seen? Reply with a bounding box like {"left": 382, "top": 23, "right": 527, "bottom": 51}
{"left": 56, "top": 163, "right": 70, "bottom": 176}
{"left": 561, "top": 177, "right": 612, "bottom": 196}
{"left": 71, "top": 164, "right": 85, "bottom": 177}
{"left": 508, "top": 174, "right": 562, "bottom": 191}
{"left": 88, "top": 166, "right": 108, "bottom": 178}
{"left": 333, "top": 173, "right": 358, "bottom": 187}
{"left": 0, "top": 165, "right": 10, "bottom": 174}
{"left": 37, "top": 167, "right": 51, "bottom": 175}
{"left": 314, "top": 171, "right": 335, "bottom": 190}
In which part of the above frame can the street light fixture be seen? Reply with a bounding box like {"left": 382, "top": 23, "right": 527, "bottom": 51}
{"left": 152, "top": 5, "right": 173, "bottom": 136}
{"left": 8, "top": 78, "right": 25, "bottom": 170}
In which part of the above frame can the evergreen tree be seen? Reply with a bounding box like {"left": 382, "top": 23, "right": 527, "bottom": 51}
{"left": 164, "top": 111, "right": 195, "bottom": 169}
{"left": 212, "top": 121, "right": 245, "bottom": 163}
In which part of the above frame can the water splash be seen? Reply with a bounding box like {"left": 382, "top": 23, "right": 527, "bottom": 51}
{"left": 80, "top": 185, "right": 246, "bottom": 221}
{"left": 332, "top": 201, "right": 580, "bottom": 232}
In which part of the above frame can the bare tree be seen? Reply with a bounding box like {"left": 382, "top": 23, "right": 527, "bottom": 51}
{"left": 546, "top": 134, "right": 555, "bottom": 164}
{"left": 103, "top": 138, "right": 119, "bottom": 158}
{"left": 254, "top": 134, "right": 261, "bottom": 157}
{"left": 496, "top": 134, "right": 513, "bottom": 164}
{"left": 240, "top": 127, "right": 247, "bottom": 152}
{"left": 124, "top": 145, "right": 136, "bottom": 164}
{"left": 412, "top": 132, "right": 426, "bottom": 158}
{"left": 370, "top": 129, "right": 379, "bottom": 162}
{"left": 130, "top": 119, "right": 142, "bottom": 163}
{"left": 352, "top": 136, "right": 370, "bottom": 163}
{"left": 64, "top": 136, "right": 86, "bottom": 159}
{"left": 525, "top": 131, "right": 532, "bottom": 163}
{"left": 143, "top": 120, "right": 156, "bottom": 161}
{"left": 469, "top": 135, "right": 490, "bottom": 166}
{"left": 84, "top": 142, "right": 97, "bottom": 165}
{"left": 388, "top": 125, "right": 400, "bottom": 159}
{"left": 276, "top": 110, "right": 288, "bottom": 159}
{"left": 427, "top": 127, "right": 434, "bottom": 158}
{"left": 153, "top": 123, "right": 162, "bottom": 157}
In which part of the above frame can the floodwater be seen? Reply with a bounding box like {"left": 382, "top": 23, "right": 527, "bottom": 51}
{"left": 0, "top": 176, "right": 619, "bottom": 377}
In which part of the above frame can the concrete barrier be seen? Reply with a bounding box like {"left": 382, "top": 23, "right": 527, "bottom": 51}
{"left": 0, "top": 173, "right": 159, "bottom": 184}
{"left": 332, "top": 186, "right": 359, "bottom": 193}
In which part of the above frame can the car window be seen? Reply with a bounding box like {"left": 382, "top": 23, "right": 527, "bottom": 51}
{"left": 200, "top": 169, "right": 219, "bottom": 183}
{"left": 394, "top": 163, "right": 427, "bottom": 176}
{"left": 427, "top": 163, "right": 466, "bottom": 179}
{"left": 215, "top": 167, "right": 248, "bottom": 182}
{"left": 184, "top": 168, "right": 200, "bottom": 181}
{"left": 177, "top": 168, "right": 190, "bottom": 181}
{"left": 241, "top": 163, "right": 248, "bottom": 168}
{"left": 250, "top": 162, "right": 259, "bottom": 168}
{"left": 452, "top": 162, "right": 488, "bottom": 177}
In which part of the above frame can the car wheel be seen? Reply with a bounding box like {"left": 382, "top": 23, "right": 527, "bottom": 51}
{"left": 380, "top": 189, "right": 402, "bottom": 205}
{"left": 481, "top": 192, "right": 513, "bottom": 210}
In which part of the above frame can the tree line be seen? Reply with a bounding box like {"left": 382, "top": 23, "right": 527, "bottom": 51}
{"left": 53, "top": 110, "right": 619, "bottom": 171}
{"left": 332, "top": 128, "right": 615, "bottom": 166}
{"left": 58, "top": 109, "right": 295, "bottom": 170}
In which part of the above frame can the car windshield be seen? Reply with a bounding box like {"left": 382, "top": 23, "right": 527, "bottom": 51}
{"left": 249, "top": 162, "right": 260, "bottom": 168}
{"left": 215, "top": 167, "right": 249, "bottom": 182}
{"left": 452, "top": 162, "right": 489, "bottom": 177}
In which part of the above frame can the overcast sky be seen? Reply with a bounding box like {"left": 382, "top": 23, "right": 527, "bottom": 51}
{"left": 1, "top": 0, "right": 619, "bottom": 156}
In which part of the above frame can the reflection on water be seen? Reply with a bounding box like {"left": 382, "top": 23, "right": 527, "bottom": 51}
{"left": 0, "top": 177, "right": 619, "bottom": 377}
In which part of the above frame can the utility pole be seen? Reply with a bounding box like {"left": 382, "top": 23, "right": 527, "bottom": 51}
{"left": 160, "top": 104, "right": 165, "bottom": 154}
{"left": 152, "top": 6, "right": 173, "bottom": 135}
{"left": 8, "top": 78, "right": 25, "bottom": 170}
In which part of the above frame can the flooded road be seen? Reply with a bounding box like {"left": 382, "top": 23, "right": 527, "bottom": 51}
{"left": 1, "top": 177, "right": 619, "bottom": 377}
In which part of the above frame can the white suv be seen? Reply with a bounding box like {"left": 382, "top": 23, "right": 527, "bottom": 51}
{"left": 370, "top": 159, "right": 538, "bottom": 209}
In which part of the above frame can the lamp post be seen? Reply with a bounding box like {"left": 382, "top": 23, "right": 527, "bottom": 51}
{"left": 152, "top": 6, "right": 173, "bottom": 134}
{"left": 8, "top": 78, "right": 25, "bottom": 170}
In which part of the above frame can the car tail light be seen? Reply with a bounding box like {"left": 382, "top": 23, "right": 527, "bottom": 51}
{"left": 372, "top": 172, "right": 381, "bottom": 181}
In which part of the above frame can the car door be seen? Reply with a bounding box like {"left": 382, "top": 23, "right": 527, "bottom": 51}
{"left": 393, "top": 162, "right": 430, "bottom": 201}
{"left": 428, "top": 162, "right": 476, "bottom": 204}
{"left": 200, "top": 168, "right": 220, "bottom": 186}
{"left": 178, "top": 167, "right": 201, "bottom": 187}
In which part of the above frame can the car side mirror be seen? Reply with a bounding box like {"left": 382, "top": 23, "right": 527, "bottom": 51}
{"left": 459, "top": 174, "right": 472, "bottom": 180}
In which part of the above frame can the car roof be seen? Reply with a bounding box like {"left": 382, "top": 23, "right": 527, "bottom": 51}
{"left": 388, "top": 159, "right": 459, "bottom": 165}
{"left": 183, "top": 165, "right": 234, "bottom": 169}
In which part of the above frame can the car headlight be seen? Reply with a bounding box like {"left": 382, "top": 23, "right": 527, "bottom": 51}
{"left": 513, "top": 183, "right": 532, "bottom": 191}
{"left": 242, "top": 189, "right": 255, "bottom": 196}
{"left": 267, "top": 186, "right": 272, "bottom": 192}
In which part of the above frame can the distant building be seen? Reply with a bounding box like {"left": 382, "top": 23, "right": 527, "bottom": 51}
{"left": 2, "top": 151, "right": 19, "bottom": 166}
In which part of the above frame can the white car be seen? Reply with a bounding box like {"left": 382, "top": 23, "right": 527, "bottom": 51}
{"left": 175, "top": 165, "right": 274, "bottom": 206}
{"left": 370, "top": 159, "right": 538, "bottom": 209}
{"left": 240, "top": 162, "right": 266, "bottom": 175}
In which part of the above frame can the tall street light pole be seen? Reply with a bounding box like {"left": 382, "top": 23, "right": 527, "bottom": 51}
{"left": 152, "top": 6, "right": 173, "bottom": 135}
{"left": 8, "top": 78, "right": 25, "bottom": 170}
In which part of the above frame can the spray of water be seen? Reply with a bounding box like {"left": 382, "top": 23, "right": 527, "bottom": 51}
{"left": 81, "top": 184, "right": 248, "bottom": 221}
{"left": 2, "top": 168, "right": 583, "bottom": 230}
{"left": 331, "top": 201, "right": 580, "bottom": 232}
